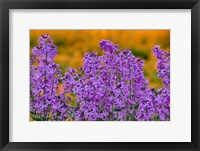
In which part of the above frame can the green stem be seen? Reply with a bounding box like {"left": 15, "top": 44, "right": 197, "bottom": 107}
{"left": 126, "top": 55, "right": 133, "bottom": 99}
{"left": 43, "top": 51, "right": 48, "bottom": 118}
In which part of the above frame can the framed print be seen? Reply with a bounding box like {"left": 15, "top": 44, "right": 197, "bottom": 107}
{"left": 0, "top": 0, "right": 200, "bottom": 151}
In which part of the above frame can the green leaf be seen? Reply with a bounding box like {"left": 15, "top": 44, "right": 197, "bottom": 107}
{"left": 43, "top": 116, "right": 52, "bottom": 121}
{"left": 30, "top": 113, "right": 42, "bottom": 121}
{"left": 153, "top": 115, "right": 160, "bottom": 121}
{"left": 74, "top": 77, "right": 79, "bottom": 81}
{"left": 129, "top": 104, "right": 133, "bottom": 110}
{"left": 71, "top": 93, "right": 76, "bottom": 99}
{"left": 80, "top": 71, "right": 85, "bottom": 78}
{"left": 134, "top": 103, "right": 139, "bottom": 109}
{"left": 114, "top": 108, "right": 121, "bottom": 112}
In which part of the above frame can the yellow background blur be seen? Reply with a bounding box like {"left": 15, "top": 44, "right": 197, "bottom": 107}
{"left": 30, "top": 30, "right": 170, "bottom": 89}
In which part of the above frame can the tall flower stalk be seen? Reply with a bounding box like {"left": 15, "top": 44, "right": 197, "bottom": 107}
{"left": 30, "top": 34, "right": 69, "bottom": 121}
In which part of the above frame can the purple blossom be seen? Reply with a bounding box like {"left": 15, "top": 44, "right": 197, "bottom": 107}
{"left": 99, "top": 39, "right": 119, "bottom": 53}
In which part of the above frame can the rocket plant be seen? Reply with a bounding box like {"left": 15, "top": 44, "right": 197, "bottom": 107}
{"left": 30, "top": 34, "right": 170, "bottom": 121}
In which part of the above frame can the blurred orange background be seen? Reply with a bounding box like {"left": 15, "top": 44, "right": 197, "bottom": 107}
{"left": 30, "top": 30, "right": 170, "bottom": 89}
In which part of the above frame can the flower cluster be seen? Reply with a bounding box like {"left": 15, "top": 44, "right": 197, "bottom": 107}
{"left": 30, "top": 34, "right": 70, "bottom": 120}
{"left": 30, "top": 35, "right": 170, "bottom": 121}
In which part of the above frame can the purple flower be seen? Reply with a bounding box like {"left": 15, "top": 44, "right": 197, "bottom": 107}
{"left": 99, "top": 39, "right": 119, "bottom": 53}
{"left": 153, "top": 45, "right": 162, "bottom": 59}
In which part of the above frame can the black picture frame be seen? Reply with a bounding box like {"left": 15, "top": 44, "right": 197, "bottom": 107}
{"left": 0, "top": 0, "right": 200, "bottom": 151}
